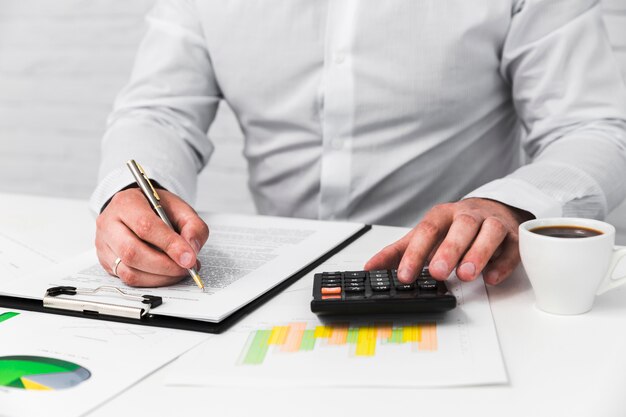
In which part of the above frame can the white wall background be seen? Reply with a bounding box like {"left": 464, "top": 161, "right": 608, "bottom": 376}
{"left": 0, "top": 0, "right": 625, "bottom": 238}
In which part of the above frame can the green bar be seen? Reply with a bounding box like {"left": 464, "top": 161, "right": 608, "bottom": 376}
{"left": 347, "top": 328, "right": 358, "bottom": 344}
{"left": 0, "top": 312, "right": 19, "bottom": 323}
{"left": 299, "top": 330, "right": 316, "bottom": 351}
{"left": 242, "top": 330, "right": 271, "bottom": 365}
{"left": 389, "top": 328, "right": 403, "bottom": 343}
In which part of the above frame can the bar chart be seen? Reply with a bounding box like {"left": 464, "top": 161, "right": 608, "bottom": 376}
{"left": 240, "top": 322, "right": 438, "bottom": 365}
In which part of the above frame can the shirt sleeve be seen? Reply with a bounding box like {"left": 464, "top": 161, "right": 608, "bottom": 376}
{"left": 89, "top": 0, "right": 221, "bottom": 214}
{"left": 464, "top": 0, "right": 626, "bottom": 219}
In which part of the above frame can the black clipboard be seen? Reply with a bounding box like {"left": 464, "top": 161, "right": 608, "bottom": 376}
{"left": 0, "top": 224, "right": 371, "bottom": 334}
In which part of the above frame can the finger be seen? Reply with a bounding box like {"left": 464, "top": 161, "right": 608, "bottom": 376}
{"left": 171, "top": 206, "right": 210, "bottom": 254}
{"left": 364, "top": 231, "right": 414, "bottom": 271}
{"left": 113, "top": 255, "right": 187, "bottom": 287}
{"left": 456, "top": 216, "right": 508, "bottom": 282}
{"left": 428, "top": 213, "right": 482, "bottom": 280}
{"left": 96, "top": 238, "right": 117, "bottom": 276}
{"left": 117, "top": 202, "right": 197, "bottom": 269}
{"left": 397, "top": 214, "right": 451, "bottom": 283}
{"left": 426, "top": 240, "right": 443, "bottom": 263}
{"left": 104, "top": 221, "right": 189, "bottom": 277}
{"left": 482, "top": 237, "right": 520, "bottom": 285}
{"left": 152, "top": 191, "right": 209, "bottom": 255}
{"left": 98, "top": 242, "right": 186, "bottom": 287}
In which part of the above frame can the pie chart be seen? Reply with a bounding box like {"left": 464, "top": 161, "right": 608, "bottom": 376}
{"left": 0, "top": 356, "right": 91, "bottom": 390}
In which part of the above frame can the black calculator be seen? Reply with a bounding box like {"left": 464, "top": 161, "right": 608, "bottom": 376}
{"left": 310, "top": 268, "right": 456, "bottom": 315}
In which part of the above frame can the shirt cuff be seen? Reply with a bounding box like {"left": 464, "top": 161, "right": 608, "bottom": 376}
{"left": 89, "top": 118, "right": 200, "bottom": 215}
{"left": 88, "top": 165, "right": 191, "bottom": 215}
{"left": 463, "top": 177, "right": 562, "bottom": 219}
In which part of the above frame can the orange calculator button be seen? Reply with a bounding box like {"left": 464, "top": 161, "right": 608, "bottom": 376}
{"left": 321, "top": 287, "right": 342, "bottom": 295}
{"left": 322, "top": 295, "right": 341, "bottom": 300}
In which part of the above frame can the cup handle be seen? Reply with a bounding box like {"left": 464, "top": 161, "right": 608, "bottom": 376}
{"left": 596, "top": 246, "right": 626, "bottom": 295}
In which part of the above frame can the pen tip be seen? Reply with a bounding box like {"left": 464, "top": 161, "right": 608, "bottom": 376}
{"left": 191, "top": 271, "right": 204, "bottom": 291}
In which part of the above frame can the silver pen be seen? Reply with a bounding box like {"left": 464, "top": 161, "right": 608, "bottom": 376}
{"left": 126, "top": 159, "right": 204, "bottom": 290}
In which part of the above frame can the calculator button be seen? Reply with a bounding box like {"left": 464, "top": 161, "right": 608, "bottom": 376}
{"left": 371, "top": 285, "right": 390, "bottom": 292}
{"left": 321, "top": 295, "right": 341, "bottom": 300}
{"left": 344, "top": 286, "right": 365, "bottom": 293}
{"left": 322, "top": 276, "right": 342, "bottom": 281}
{"left": 370, "top": 272, "right": 388, "bottom": 279}
{"left": 371, "top": 277, "right": 389, "bottom": 282}
{"left": 344, "top": 282, "right": 363, "bottom": 287}
{"left": 323, "top": 271, "right": 342, "bottom": 276}
{"left": 369, "top": 293, "right": 392, "bottom": 299}
{"left": 322, "top": 277, "right": 341, "bottom": 283}
{"left": 321, "top": 287, "right": 342, "bottom": 295}
{"left": 418, "top": 280, "right": 438, "bottom": 291}
{"left": 371, "top": 279, "right": 390, "bottom": 285}
{"left": 344, "top": 277, "right": 365, "bottom": 283}
{"left": 370, "top": 270, "right": 389, "bottom": 274}
{"left": 344, "top": 271, "right": 366, "bottom": 278}
{"left": 321, "top": 283, "right": 341, "bottom": 288}
{"left": 395, "top": 283, "right": 415, "bottom": 291}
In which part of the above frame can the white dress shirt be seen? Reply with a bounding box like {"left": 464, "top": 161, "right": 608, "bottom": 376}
{"left": 91, "top": 0, "right": 626, "bottom": 227}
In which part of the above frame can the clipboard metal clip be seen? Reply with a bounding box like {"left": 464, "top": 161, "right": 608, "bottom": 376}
{"left": 43, "top": 286, "right": 163, "bottom": 320}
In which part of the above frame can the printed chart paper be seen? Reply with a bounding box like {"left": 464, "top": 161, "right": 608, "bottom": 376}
{"left": 0, "top": 308, "right": 207, "bottom": 417}
{"left": 167, "top": 264, "right": 507, "bottom": 387}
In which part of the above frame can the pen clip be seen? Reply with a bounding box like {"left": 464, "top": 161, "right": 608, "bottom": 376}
{"left": 135, "top": 162, "right": 160, "bottom": 202}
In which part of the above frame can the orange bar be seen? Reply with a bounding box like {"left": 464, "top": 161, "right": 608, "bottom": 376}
{"left": 281, "top": 322, "right": 307, "bottom": 352}
{"left": 321, "top": 287, "right": 341, "bottom": 295}
{"left": 376, "top": 324, "right": 393, "bottom": 340}
{"left": 418, "top": 323, "right": 438, "bottom": 351}
{"left": 328, "top": 324, "right": 349, "bottom": 345}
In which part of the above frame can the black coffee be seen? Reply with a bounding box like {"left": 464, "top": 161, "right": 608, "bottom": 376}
{"left": 529, "top": 225, "right": 603, "bottom": 238}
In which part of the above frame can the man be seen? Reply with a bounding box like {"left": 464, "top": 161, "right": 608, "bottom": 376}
{"left": 92, "top": 0, "right": 626, "bottom": 288}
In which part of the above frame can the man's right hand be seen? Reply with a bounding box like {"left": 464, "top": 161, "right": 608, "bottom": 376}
{"left": 95, "top": 188, "right": 209, "bottom": 287}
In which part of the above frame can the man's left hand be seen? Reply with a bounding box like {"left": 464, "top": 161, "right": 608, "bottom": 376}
{"left": 364, "top": 198, "right": 534, "bottom": 285}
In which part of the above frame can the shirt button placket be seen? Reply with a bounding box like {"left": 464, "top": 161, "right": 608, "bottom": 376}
{"left": 319, "top": 0, "right": 357, "bottom": 221}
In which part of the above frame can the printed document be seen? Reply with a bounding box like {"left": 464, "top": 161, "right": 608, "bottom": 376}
{"left": 1, "top": 213, "right": 365, "bottom": 322}
{"left": 0, "top": 231, "right": 57, "bottom": 279}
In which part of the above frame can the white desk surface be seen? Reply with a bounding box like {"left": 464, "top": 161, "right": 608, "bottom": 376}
{"left": 2, "top": 193, "right": 625, "bottom": 417}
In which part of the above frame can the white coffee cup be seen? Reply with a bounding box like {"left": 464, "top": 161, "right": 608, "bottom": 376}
{"left": 519, "top": 217, "right": 626, "bottom": 315}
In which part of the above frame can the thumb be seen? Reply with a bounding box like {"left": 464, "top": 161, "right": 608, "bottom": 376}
{"left": 179, "top": 216, "right": 210, "bottom": 255}
{"left": 161, "top": 192, "right": 210, "bottom": 255}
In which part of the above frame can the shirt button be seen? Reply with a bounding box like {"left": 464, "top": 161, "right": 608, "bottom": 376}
{"left": 330, "top": 138, "right": 343, "bottom": 149}
{"left": 334, "top": 52, "right": 346, "bottom": 64}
